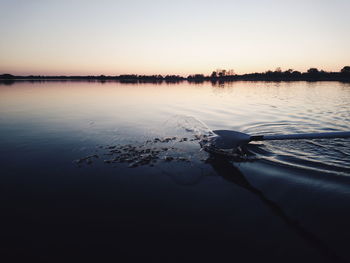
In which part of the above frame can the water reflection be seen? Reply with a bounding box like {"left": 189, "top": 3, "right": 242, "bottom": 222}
{"left": 0, "top": 80, "right": 349, "bottom": 175}
{"left": 207, "top": 155, "right": 345, "bottom": 263}
{"left": 1, "top": 81, "right": 350, "bottom": 262}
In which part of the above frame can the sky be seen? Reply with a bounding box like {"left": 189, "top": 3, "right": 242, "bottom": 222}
{"left": 0, "top": 0, "right": 349, "bottom": 76}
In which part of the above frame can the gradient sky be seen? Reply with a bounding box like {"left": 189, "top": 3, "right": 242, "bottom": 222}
{"left": 0, "top": 0, "right": 349, "bottom": 76}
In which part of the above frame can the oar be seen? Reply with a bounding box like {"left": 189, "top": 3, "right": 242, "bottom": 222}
{"left": 209, "top": 130, "right": 350, "bottom": 149}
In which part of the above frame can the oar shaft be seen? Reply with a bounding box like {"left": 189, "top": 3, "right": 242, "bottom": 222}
{"left": 251, "top": 131, "right": 350, "bottom": 141}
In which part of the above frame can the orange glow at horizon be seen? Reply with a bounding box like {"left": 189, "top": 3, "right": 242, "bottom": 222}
{"left": 1, "top": 0, "right": 349, "bottom": 76}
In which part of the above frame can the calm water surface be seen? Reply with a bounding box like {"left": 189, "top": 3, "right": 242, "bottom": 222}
{"left": 0, "top": 81, "right": 350, "bottom": 262}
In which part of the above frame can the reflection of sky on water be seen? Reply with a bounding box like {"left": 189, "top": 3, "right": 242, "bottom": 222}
{"left": 1, "top": 81, "right": 349, "bottom": 174}
{"left": 1, "top": 81, "right": 350, "bottom": 262}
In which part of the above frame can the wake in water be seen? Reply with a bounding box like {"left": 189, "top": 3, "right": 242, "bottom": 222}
{"left": 76, "top": 114, "right": 350, "bottom": 174}
{"left": 74, "top": 115, "right": 256, "bottom": 168}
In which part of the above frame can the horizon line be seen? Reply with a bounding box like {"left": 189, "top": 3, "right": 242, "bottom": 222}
{"left": 2, "top": 66, "right": 350, "bottom": 78}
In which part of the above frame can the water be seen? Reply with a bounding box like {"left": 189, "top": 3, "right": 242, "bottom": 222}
{"left": 1, "top": 80, "right": 350, "bottom": 262}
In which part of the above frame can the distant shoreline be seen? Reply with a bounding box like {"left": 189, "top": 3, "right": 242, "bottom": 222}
{"left": 1, "top": 67, "right": 350, "bottom": 83}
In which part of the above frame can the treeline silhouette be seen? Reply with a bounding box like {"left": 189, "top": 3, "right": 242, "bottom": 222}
{"left": 188, "top": 66, "right": 350, "bottom": 82}
{"left": 1, "top": 66, "right": 350, "bottom": 84}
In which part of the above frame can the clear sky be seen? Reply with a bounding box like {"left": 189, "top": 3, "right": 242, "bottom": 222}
{"left": 0, "top": 0, "right": 349, "bottom": 76}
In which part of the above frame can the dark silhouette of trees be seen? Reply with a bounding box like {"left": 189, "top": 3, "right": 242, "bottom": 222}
{"left": 307, "top": 68, "right": 319, "bottom": 74}
{"left": 1, "top": 66, "right": 350, "bottom": 84}
{"left": 0, "top": 74, "right": 15, "bottom": 79}
{"left": 284, "top": 69, "right": 293, "bottom": 75}
{"left": 292, "top": 70, "right": 302, "bottom": 77}
{"left": 218, "top": 70, "right": 226, "bottom": 77}
{"left": 214, "top": 69, "right": 235, "bottom": 77}
{"left": 164, "top": 75, "right": 184, "bottom": 82}
{"left": 0, "top": 74, "right": 15, "bottom": 85}
{"left": 187, "top": 74, "right": 205, "bottom": 82}
{"left": 341, "top": 66, "right": 350, "bottom": 74}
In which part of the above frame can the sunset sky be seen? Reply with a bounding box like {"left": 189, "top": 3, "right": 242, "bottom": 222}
{"left": 0, "top": 0, "right": 349, "bottom": 76}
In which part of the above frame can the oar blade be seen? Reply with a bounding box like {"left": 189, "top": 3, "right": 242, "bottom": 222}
{"left": 210, "top": 130, "right": 251, "bottom": 149}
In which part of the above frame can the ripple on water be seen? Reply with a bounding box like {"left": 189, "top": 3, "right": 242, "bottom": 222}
{"left": 246, "top": 135, "right": 350, "bottom": 176}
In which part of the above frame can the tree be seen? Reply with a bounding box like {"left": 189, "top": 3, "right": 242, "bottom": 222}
{"left": 0, "top": 74, "right": 14, "bottom": 79}
{"left": 341, "top": 66, "right": 350, "bottom": 74}
{"left": 307, "top": 68, "right": 319, "bottom": 74}
{"left": 218, "top": 70, "right": 226, "bottom": 77}
{"left": 291, "top": 70, "right": 301, "bottom": 76}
